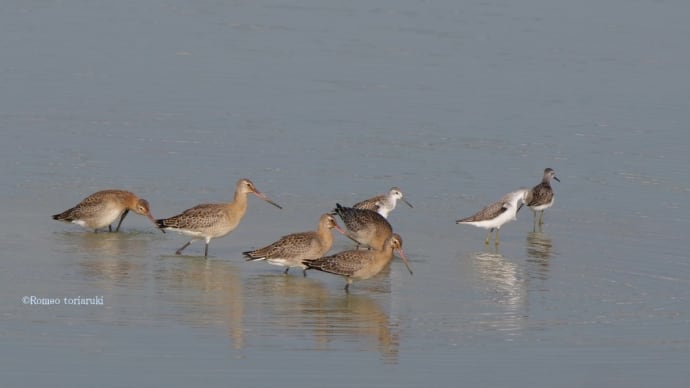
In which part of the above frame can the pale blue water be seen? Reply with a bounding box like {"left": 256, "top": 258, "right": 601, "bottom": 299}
{"left": 1, "top": 0, "right": 689, "bottom": 387}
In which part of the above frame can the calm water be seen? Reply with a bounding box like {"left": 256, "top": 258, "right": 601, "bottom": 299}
{"left": 2, "top": 0, "right": 689, "bottom": 386}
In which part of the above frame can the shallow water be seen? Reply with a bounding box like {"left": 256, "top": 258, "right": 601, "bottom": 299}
{"left": 2, "top": 0, "right": 690, "bottom": 386}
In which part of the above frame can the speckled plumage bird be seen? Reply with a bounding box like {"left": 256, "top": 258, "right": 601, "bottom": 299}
{"left": 303, "top": 233, "right": 413, "bottom": 292}
{"left": 156, "top": 178, "right": 282, "bottom": 257}
{"left": 526, "top": 168, "right": 560, "bottom": 226}
{"left": 333, "top": 203, "right": 393, "bottom": 251}
{"left": 244, "top": 213, "right": 346, "bottom": 276}
{"left": 52, "top": 189, "right": 157, "bottom": 232}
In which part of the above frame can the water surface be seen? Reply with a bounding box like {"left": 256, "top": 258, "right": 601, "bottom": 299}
{"left": 1, "top": 0, "right": 689, "bottom": 387}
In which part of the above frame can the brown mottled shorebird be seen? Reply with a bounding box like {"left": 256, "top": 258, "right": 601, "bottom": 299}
{"left": 352, "top": 187, "right": 413, "bottom": 218}
{"left": 52, "top": 189, "right": 157, "bottom": 232}
{"left": 156, "top": 178, "right": 282, "bottom": 257}
{"left": 333, "top": 203, "right": 393, "bottom": 251}
{"left": 303, "top": 233, "right": 413, "bottom": 292}
{"left": 456, "top": 189, "right": 530, "bottom": 245}
{"left": 526, "top": 168, "right": 560, "bottom": 227}
{"left": 243, "top": 213, "right": 346, "bottom": 276}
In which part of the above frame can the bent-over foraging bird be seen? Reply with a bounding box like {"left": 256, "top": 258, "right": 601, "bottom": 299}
{"left": 303, "top": 233, "right": 413, "bottom": 292}
{"left": 244, "top": 213, "right": 346, "bottom": 276}
{"left": 352, "top": 187, "right": 413, "bottom": 218}
{"left": 456, "top": 188, "right": 530, "bottom": 245}
{"left": 52, "top": 189, "right": 157, "bottom": 232}
{"left": 156, "top": 178, "right": 282, "bottom": 257}
{"left": 333, "top": 203, "right": 393, "bottom": 250}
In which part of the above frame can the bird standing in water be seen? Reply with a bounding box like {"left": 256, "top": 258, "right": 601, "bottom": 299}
{"left": 333, "top": 203, "right": 393, "bottom": 251}
{"left": 303, "top": 233, "right": 413, "bottom": 292}
{"left": 156, "top": 178, "right": 282, "bottom": 257}
{"left": 244, "top": 213, "right": 346, "bottom": 276}
{"left": 52, "top": 189, "right": 157, "bottom": 232}
{"left": 456, "top": 188, "right": 530, "bottom": 245}
{"left": 526, "top": 168, "right": 560, "bottom": 228}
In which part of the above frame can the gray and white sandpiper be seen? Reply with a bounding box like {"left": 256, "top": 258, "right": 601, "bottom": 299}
{"left": 456, "top": 188, "right": 530, "bottom": 245}
{"left": 352, "top": 187, "right": 413, "bottom": 218}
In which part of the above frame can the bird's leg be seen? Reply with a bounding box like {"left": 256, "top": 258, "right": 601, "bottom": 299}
{"left": 494, "top": 228, "right": 500, "bottom": 245}
{"left": 175, "top": 241, "right": 192, "bottom": 255}
{"left": 283, "top": 267, "right": 290, "bottom": 275}
{"left": 115, "top": 210, "right": 130, "bottom": 232}
{"left": 204, "top": 242, "right": 209, "bottom": 258}
{"left": 484, "top": 229, "right": 493, "bottom": 245}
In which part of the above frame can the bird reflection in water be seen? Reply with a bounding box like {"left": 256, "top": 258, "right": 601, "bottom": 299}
{"left": 526, "top": 231, "right": 555, "bottom": 282}
{"left": 60, "top": 230, "right": 154, "bottom": 258}
{"left": 74, "top": 232, "right": 153, "bottom": 289}
{"left": 245, "top": 273, "right": 401, "bottom": 363}
{"left": 470, "top": 246, "right": 526, "bottom": 333}
{"left": 71, "top": 232, "right": 155, "bottom": 325}
{"left": 155, "top": 258, "right": 246, "bottom": 349}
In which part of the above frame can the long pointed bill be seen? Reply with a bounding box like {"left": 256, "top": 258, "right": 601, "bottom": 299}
{"left": 332, "top": 222, "right": 348, "bottom": 236}
{"left": 553, "top": 176, "right": 561, "bottom": 182}
{"left": 336, "top": 228, "right": 365, "bottom": 246}
{"left": 252, "top": 191, "right": 283, "bottom": 209}
{"left": 146, "top": 213, "right": 166, "bottom": 233}
{"left": 402, "top": 198, "right": 414, "bottom": 208}
{"left": 395, "top": 248, "right": 413, "bottom": 275}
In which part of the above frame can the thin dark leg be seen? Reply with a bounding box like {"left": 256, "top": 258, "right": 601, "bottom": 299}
{"left": 204, "top": 243, "right": 209, "bottom": 258}
{"left": 176, "top": 241, "right": 192, "bottom": 255}
{"left": 115, "top": 210, "right": 130, "bottom": 232}
{"left": 108, "top": 225, "right": 112, "bottom": 232}
{"left": 283, "top": 267, "right": 290, "bottom": 275}
{"left": 344, "top": 278, "right": 353, "bottom": 293}
{"left": 302, "top": 268, "right": 307, "bottom": 277}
